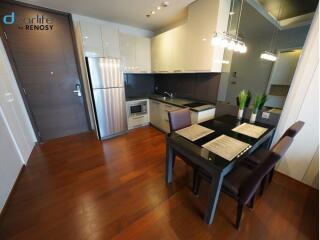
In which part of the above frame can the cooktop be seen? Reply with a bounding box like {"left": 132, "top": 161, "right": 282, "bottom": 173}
{"left": 183, "top": 102, "right": 207, "bottom": 108}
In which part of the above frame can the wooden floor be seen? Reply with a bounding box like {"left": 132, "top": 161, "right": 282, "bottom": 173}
{"left": 0, "top": 126, "right": 318, "bottom": 240}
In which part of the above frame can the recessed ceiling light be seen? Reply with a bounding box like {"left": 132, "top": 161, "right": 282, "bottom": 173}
{"left": 162, "top": 1, "right": 169, "bottom": 7}
{"left": 157, "top": 6, "right": 161, "bottom": 10}
{"left": 151, "top": 10, "right": 156, "bottom": 15}
{"left": 202, "top": 38, "right": 207, "bottom": 41}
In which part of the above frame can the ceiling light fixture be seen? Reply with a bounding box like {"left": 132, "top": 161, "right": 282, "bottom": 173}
{"left": 162, "top": 1, "right": 169, "bottom": 7}
{"left": 260, "top": 51, "right": 277, "bottom": 61}
{"left": 212, "top": 0, "right": 247, "bottom": 54}
{"left": 260, "top": 4, "right": 282, "bottom": 61}
{"left": 146, "top": 2, "right": 169, "bottom": 18}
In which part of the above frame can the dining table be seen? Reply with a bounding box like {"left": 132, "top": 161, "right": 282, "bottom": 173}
{"left": 165, "top": 114, "right": 276, "bottom": 225}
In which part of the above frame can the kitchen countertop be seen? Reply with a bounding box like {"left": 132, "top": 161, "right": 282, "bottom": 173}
{"left": 126, "top": 95, "right": 215, "bottom": 112}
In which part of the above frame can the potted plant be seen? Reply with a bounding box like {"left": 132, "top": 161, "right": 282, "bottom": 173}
{"left": 238, "top": 90, "right": 249, "bottom": 119}
{"left": 236, "top": 91, "right": 251, "bottom": 108}
{"left": 250, "top": 94, "right": 266, "bottom": 123}
{"left": 258, "top": 94, "right": 267, "bottom": 110}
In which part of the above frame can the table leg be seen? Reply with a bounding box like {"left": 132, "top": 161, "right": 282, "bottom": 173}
{"left": 266, "top": 131, "right": 275, "bottom": 149}
{"left": 166, "top": 142, "right": 174, "bottom": 184}
{"left": 204, "top": 170, "right": 224, "bottom": 224}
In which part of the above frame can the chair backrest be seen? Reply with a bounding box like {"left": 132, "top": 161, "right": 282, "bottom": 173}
{"left": 168, "top": 108, "right": 191, "bottom": 132}
{"left": 238, "top": 136, "right": 293, "bottom": 204}
{"left": 254, "top": 110, "right": 281, "bottom": 126}
{"left": 281, "top": 121, "right": 305, "bottom": 139}
{"left": 215, "top": 102, "right": 240, "bottom": 118}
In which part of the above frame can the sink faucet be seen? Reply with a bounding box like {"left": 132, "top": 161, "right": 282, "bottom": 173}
{"left": 164, "top": 91, "right": 174, "bottom": 99}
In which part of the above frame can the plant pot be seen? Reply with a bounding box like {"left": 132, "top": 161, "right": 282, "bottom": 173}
{"left": 237, "top": 109, "right": 244, "bottom": 119}
{"left": 250, "top": 113, "right": 257, "bottom": 123}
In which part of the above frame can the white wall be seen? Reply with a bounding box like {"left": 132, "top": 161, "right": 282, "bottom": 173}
{"left": 0, "top": 107, "right": 24, "bottom": 212}
{"left": 0, "top": 37, "right": 36, "bottom": 212}
{"left": 273, "top": 9, "right": 319, "bottom": 188}
{"left": 0, "top": 38, "right": 36, "bottom": 164}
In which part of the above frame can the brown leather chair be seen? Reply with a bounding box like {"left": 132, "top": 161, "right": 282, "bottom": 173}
{"left": 244, "top": 121, "right": 304, "bottom": 188}
{"left": 245, "top": 121, "right": 304, "bottom": 167}
{"left": 194, "top": 136, "right": 293, "bottom": 229}
{"left": 224, "top": 136, "right": 293, "bottom": 228}
{"left": 168, "top": 108, "right": 192, "bottom": 132}
{"left": 167, "top": 108, "right": 197, "bottom": 181}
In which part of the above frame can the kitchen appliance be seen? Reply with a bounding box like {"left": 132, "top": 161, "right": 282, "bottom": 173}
{"left": 126, "top": 99, "right": 149, "bottom": 130}
{"left": 183, "top": 102, "right": 207, "bottom": 108}
{"left": 86, "top": 57, "right": 127, "bottom": 139}
{"left": 127, "top": 100, "right": 148, "bottom": 117}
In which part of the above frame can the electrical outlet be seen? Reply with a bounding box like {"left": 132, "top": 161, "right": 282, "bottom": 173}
{"left": 262, "top": 112, "right": 270, "bottom": 119}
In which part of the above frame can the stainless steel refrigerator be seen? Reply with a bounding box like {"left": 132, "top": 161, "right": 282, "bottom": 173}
{"left": 86, "top": 57, "right": 127, "bottom": 139}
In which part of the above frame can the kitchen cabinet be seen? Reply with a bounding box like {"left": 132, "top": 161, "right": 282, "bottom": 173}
{"left": 149, "top": 100, "right": 182, "bottom": 133}
{"left": 191, "top": 108, "right": 215, "bottom": 124}
{"left": 80, "top": 21, "right": 104, "bottom": 57}
{"left": 151, "top": 0, "right": 231, "bottom": 73}
{"left": 80, "top": 21, "right": 120, "bottom": 58}
{"left": 151, "top": 31, "right": 172, "bottom": 73}
{"left": 170, "top": 25, "right": 187, "bottom": 72}
{"left": 149, "top": 99, "right": 215, "bottom": 132}
{"left": 119, "top": 33, "right": 136, "bottom": 72}
{"left": 161, "top": 103, "right": 183, "bottom": 133}
{"left": 149, "top": 100, "right": 162, "bottom": 129}
{"left": 120, "top": 33, "right": 151, "bottom": 73}
{"left": 101, "top": 23, "right": 120, "bottom": 58}
{"left": 135, "top": 37, "right": 151, "bottom": 73}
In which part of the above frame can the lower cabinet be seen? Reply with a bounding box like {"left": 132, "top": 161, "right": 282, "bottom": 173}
{"left": 191, "top": 108, "right": 215, "bottom": 124}
{"left": 149, "top": 100, "right": 162, "bottom": 129}
{"left": 149, "top": 100, "right": 182, "bottom": 133}
{"left": 149, "top": 99, "right": 215, "bottom": 133}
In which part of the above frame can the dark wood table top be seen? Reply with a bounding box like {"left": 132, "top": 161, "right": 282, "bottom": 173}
{"left": 167, "top": 115, "right": 276, "bottom": 173}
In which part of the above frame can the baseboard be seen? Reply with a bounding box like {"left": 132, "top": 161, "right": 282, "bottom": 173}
{"left": 275, "top": 170, "right": 318, "bottom": 191}
{"left": 0, "top": 165, "right": 25, "bottom": 221}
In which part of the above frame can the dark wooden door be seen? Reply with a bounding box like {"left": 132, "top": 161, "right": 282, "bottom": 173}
{"left": 0, "top": 2, "right": 89, "bottom": 141}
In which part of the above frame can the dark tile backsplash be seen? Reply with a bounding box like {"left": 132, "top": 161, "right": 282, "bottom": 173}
{"left": 124, "top": 72, "right": 221, "bottom": 103}
{"left": 124, "top": 74, "right": 155, "bottom": 98}
{"left": 155, "top": 73, "right": 221, "bottom": 103}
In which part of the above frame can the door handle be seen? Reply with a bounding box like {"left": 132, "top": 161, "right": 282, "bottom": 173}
{"left": 73, "top": 84, "right": 82, "bottom": 97}
{"left": 4, "top": 92, "right": 14, "bottom": 102}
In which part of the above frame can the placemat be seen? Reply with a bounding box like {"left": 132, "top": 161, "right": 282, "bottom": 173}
{"left": 202, "top": 135, "right": 251, "bottom": 161}
{"left": 232, "top": 123, "right": 268, "bottom": 138}
{"left": 176, "top": 124, "right": 214, "bottom": 141}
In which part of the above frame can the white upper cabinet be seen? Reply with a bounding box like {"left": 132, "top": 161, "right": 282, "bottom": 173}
{"left": 152, "top": 26, "right": 186, "bottom": 73}
{"left": 120, "top": 33, "right": 152, "bottom": 73}
{"left": 119, "top": 33, "right": 136, "bottom": 72}
{"left": 135, "top": 37, "right": 151, "bottom": 73}
{"left": 170, "top": 25, "right": 187, "bottom": 72}
{"left": 151, "top": 34, "right": 161, "bottom": 72}
{"left": 79, "top": 21, "right": 151, "bottom": 73}
{"left": 101, "top": 23, "right": 120, "bottom": 58}
{"left": 151, "top": 0, "right": 231, "bottom": 73}
{"left": 80, "top": 21, "right": 103, "bottom": 57}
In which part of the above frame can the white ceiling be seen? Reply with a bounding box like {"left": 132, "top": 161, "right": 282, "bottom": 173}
{"left": 18, "top": 0, "right": 196, "bottom": 32}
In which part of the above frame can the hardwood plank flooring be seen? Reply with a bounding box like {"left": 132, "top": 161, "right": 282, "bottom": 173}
{"left": 0, "top": 126, "right": 318, "bottom": 240}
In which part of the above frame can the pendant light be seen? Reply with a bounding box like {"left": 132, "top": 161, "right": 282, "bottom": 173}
{"left": 260, "top": 4, "right": 282, "bottom": 61}
{"left": 211, "top": 0, "right": 247, "bottom": 54}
